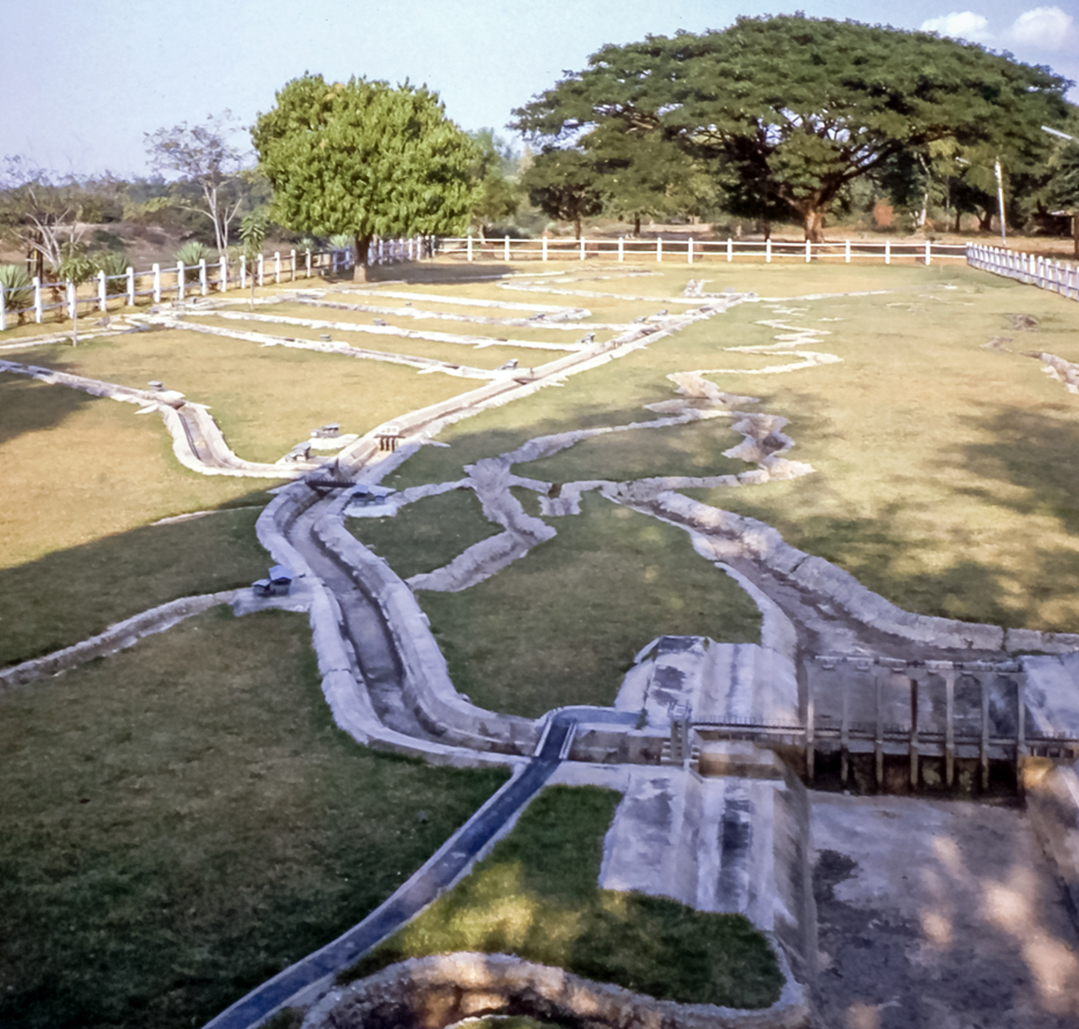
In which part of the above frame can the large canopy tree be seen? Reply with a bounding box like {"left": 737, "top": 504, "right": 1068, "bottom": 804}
{"left": 253, "top": 75, "right": 477, "bottom": 280}
{"left": 520, "top": 146, "right": 604, "bottom": 238}
{"left": 512, "top": 15, "right": 1072, "bottom": 241}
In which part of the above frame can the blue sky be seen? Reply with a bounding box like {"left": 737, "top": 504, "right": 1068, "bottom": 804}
{"left": 3, "top": 0, "right": 1077, "bottom": 177}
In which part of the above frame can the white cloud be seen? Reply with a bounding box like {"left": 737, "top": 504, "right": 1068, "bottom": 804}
{"left": 1007, "top": 6, "right": 1075, "bottom": 50}
{"left": 919, "top": 11, "right": 993, "bottom": 43}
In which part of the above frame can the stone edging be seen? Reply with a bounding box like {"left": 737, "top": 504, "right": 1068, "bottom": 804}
{"left": 304, "top": 950, "right": 809, "bottom": 1029}
{"left": 0, "top": 591, "right": 239, "bottom": 691}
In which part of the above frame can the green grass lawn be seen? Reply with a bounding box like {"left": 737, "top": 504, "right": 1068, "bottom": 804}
{"left": 0, "top": 607, "right": 507, "bottom": 1029}
{"left": 347, "top": 487, "right": 502, "bottom": 581}
{"left": 343, "top": 785, "right": 783, "bottom": 1010}
{"left": 416, "top": 494, "right": 761, "bottom": 716}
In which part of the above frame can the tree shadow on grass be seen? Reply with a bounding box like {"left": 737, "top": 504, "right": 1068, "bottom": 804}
{"left": 0, "top": 369, "right": 96, "bottom": 448}
{"left": 955, "top": 401, "right": 1079, "bottom": 538}
{"left": 0, "top": 489, "right": 275, "bottom": 668}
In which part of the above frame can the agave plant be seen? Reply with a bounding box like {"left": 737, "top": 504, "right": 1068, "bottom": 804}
{"left": 328, "top": 233, "right": 353, "bottom": 250}
{"left": 0, "top": 264, "right": 34, "bottom": 323}
{"left": 94, "top": 252, "right": 131, "bottom": 296}
{"left": 174, "top": 241, "right": 215, "bottom": 283}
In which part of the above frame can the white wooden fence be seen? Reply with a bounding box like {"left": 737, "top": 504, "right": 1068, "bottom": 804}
{"left": 966, "top": 243, "right": 1079, "bottom": 302}
{"left": 0, "top": 235, "right": 434, "bottom": 332}
{"left": 441, "top": 234, "right": 968, "bottom": 266}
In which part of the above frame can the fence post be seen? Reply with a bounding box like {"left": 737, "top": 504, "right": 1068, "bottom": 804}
{"left": 288, "top": 249, "right": 295, "bottom": 282}
{"left": 885, "top": 239, "right": 891, "bottom": 265}
{"left": 504, "top": 235, "right": 510, "bottom": 262}
{"left": 127, "top": 266, "right": 135, "bottom": 306}
{"left": 240, "top": 255, "right": 247, "bottom": 291}
{"left": 542, "top": 236, "right": 548, "bottom": 262}
{"left": 766, "top": 238, "right": 772, "bottom": 263}
{"left": 467, "top": 235, "right": 473, "bottom": 262}
{"left": 656, "top": 236, "right": 663, "bottom": 262}
{"left": 98, "top": 270, "right": 107, "bottom": 311}
{"left": 687, "top": 236, "right": 694, "bottom": 264}
{"left": 199, "top": 259, "right": 208, "bottom": 296}
{"left": 257, "top": 253, "right": 264, "bottom": 287}
{"left": 727, "top": 237, "right": 733, "bottom": 262}
{"left": 925, "top": 240, "right": 932, "bottom": 266}
{"left": 67, "top": 281, "right": 76, "bottom": 320}
{"left": 153, "top": 264, "right": 161, "bottom": 303}
{"left": 0, "top": 283, "right": 6, "bottom": 332}
{"left": 618, "top": 236, "right": 624, "bottom": 262}
{"left": 580, "top": 235, "right": 586, "bottom": 261}
{"left": 273, "top": 251, "right": 280, "bottom": 284}
{"left": 305, "top": 248, "right": 311, "bottom": 278}
{"left": 32, "top": 276, "right": 42, "bottom": 323}
{"left": 844, "top": 239, "right": 851, "bottom": 264}
{"left": 220, "top": 254, "right": 228, "bottom": 293}
{"left": 177, "top": 262, "right": 185, "bottom": 301}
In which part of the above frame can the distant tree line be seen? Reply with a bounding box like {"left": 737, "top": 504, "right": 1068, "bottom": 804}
{"left": 2, "top": 13, "right": 1078, "bottom": 299}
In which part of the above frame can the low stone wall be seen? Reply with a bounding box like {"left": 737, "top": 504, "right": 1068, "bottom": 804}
{"left": 646, "top": 494, "right": 1013, "bottom": 653}
{"left": 306, "top": 951, "right": 809, "bottom": 1029}
{"left": 1022, "top": 760, "right": 1079, "bottom": 920}
{"left": 311, "top": 513, "right": 541, "bottom": 756}
{"left": 0, "top": 590, "right": 238, "bottom": 691}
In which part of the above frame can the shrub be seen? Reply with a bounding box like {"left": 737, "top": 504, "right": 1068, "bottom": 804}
{"left": 174, "top": 241, "right": 215, "bottom": 282}
{"left": 94, "top": 252, "right": 131, "bottom": 296}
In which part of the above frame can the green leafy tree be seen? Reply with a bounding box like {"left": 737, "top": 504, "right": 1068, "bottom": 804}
{"left": 513, "top": 15, "right": 1071, "bottom": 242}
{"left": 253, "top": 74, "right": 477, "bottom": 282}
{"left": 1046, "top": 140, "right": 1079, "bottom": 256}
{"left": 583, "top": 124, "right": 717, "bottom": 235}
{"left": 467, "top": 129, "right": 520, "bottom": 240}
{"left": 520, "top": 146, "right": 604, "bottom": 238}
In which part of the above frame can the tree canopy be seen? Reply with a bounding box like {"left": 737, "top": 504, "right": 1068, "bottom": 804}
{"left": 512, "top": 15, "right": 1073, "bottom": 241}
{"left": 253, "top": 74, "right": 477, "bottom": 279}
{"left": 520, "top": 147, "right": 604, "bottom": 238}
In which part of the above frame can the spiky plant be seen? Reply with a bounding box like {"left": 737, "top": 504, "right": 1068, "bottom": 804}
{"left": 0, "top": 264, "right": 34, "bottom": 324}
{"left": 94, "top": 252, "right": 131, "bottom": 296}
{"left": 174, "top": 241, "right": 215, "bottom": 283}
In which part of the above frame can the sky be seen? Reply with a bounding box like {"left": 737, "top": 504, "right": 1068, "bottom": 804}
{"left": 3, "top": 0, "right": 1077, "bottom": 178}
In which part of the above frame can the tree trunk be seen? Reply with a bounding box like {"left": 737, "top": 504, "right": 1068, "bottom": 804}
{"left": 978, "top": 209, "right": 994, "bottom": 233}
{"left": 1073, "top": 213, "right": 1078, "bottom": 259}
{"left": 574, "top": 216, "right": 582, "bottom": 240}
{"left": 633, "top": 213, "right": 641, "bottom": 237}
{"left": 954, "top": 208, "right": 962, "bottom": 234}
{"left": 352, "top": 233, "right": 374, "bottom": 283}
{"left": 799, "top": 205, "right": 826, "bottom": 243}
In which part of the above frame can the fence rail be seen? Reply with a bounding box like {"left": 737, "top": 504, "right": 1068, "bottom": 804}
{"left": 0, "top": 236, "right": 436, "bottom": 332}
{"left": 440, "top": 234, "right": 969, "bottom": 266}
{"left": 966, "top": 242, "right": 1079, "bottom": 302}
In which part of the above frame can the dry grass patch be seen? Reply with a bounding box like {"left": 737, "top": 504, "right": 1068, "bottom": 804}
{"left": 18, "top": 328, "right": 475, "bottom": 463}
{"left": 0, "top": 373, "right": 279, "bottom": 569}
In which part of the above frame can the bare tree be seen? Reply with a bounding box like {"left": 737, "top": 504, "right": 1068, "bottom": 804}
{"left": 0, "top": 157, "right": 88, "bottom": 277}
{"left": 144, "top": 111, "right": 249, "bottom": 252}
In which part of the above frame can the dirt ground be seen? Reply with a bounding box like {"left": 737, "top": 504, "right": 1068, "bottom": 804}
{"left": 810, "top": 792, "right": 1079, "bottom": 1028}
